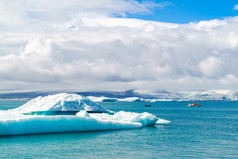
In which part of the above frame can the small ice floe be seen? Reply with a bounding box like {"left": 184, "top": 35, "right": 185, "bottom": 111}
{"left": 155, "top": 118, "right": 171, "bottom": 125}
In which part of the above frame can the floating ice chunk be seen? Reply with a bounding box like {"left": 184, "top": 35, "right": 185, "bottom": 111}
{"left": 117, "top": 97, "right": 141, "bottom": 102}
{"left": 87, "top": 96, "right": 143, "bottom": 102}
{"left": 155, "top": 118, "right": 171, "bottom": 125}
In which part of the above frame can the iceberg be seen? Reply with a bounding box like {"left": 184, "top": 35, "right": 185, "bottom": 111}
{"left": 117, "top": 97, "right": 141, "bottom": 102}
{"left": 86, "top": 96, "right": 142, "bottom": 102}
{"left": 0, "top": 93, "right": 170, "bottom": 136}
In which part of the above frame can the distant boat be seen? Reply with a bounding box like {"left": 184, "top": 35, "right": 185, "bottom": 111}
{"left": 145, "top": 104, "right": 151, "bottom": 107}
{"left": 188, "top": 103, "right": 201, "bottom": 107}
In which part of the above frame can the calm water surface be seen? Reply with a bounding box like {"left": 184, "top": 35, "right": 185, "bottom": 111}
{"left": 0, "top": 100, "right": 237, "bottom": 159}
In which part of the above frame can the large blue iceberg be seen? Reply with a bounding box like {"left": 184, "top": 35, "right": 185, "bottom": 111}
{"left": 0, "top": 93, "right": 170, "bottom": 136}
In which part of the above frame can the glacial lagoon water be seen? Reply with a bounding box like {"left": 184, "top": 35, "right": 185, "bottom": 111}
{"left": 0, "top": 100, "right": 237, "bottom": 158}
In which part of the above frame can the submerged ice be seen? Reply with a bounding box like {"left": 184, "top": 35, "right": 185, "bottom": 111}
{"left": 0, "top": 93, "right": 170, "bottom": 136}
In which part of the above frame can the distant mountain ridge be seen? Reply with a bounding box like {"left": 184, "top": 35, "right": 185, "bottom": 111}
{"left": 1, "top": 89, "right": 238, "bottom": 101}
{"left": 134, "top": 90, "right": 238, "bottom": 101}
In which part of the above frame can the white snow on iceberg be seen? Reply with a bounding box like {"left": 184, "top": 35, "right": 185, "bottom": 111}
{"left": 80, "top": 111, "right": 158, "bottom": 127}
{"left": 10, "top": 93, "right": 110, "bottom": 114}
{"left": 0, "top": 93, "right": 170, "bottom": 136}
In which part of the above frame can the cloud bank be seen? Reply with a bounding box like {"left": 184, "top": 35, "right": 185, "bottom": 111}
{"left": 1, "top": 1, "right": 238, "bottom": 91}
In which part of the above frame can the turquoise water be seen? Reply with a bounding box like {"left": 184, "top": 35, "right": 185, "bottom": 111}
{"left": 0, "top": 100, "right": 238, "bottom": 158}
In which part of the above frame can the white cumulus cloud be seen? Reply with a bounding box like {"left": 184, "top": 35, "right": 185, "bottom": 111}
{"left": 1, "top": 1, "right": 238, "bottom": 91}
{"left": 234, "top": 4, "right": 238, "bottom": 10}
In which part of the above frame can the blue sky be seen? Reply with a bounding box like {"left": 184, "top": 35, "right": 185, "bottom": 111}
{"left": 129, "top": 0, "right": 238, "bottom": 23}
{"left": 1, "top": 0, "right": 238, "bottom": 92}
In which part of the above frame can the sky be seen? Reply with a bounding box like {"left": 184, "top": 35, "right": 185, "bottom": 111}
{"left": 1, "top": 0, "right": 238, "bottom": 92}
{"left": 128, "top": 0, "right": 238, "bottom": 23}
